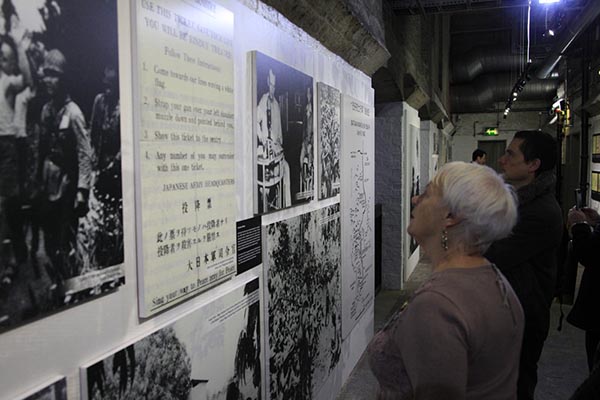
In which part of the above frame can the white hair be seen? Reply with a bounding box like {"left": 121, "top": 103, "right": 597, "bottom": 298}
{"left": 431, "top": 161, "right": 518, "bottom": 253}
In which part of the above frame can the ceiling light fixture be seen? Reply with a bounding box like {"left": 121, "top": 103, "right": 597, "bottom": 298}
{"left": 539, "top": 0, "right": 560, "bottom": 4}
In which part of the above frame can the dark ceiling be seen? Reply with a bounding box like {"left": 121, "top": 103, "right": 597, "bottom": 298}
{"left": 385, "top": 0, "right": 597, "bottom": 114}
{"left": 388, "top": 0, "right": 586, "bottom": 15}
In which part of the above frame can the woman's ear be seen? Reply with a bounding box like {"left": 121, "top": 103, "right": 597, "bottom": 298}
{"left": 445, "top": 212, "right": 461, "bottom": 228}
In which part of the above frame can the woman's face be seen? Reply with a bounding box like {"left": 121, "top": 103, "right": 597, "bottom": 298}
{"left": 407, "top": 183, "right": 448, "bottom": 248}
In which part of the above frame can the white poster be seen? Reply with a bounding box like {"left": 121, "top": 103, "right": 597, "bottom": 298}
{"left": 134, "top": 0, "right": 236, "bottom": 316}
{"left": 340, "top": 96, "right": 374, "bottom": 338}
{"left": 82, "top": 278, "right": 261, "bottom": 400}
{"left": 402, "top": 103, "right": 421, "bottom": 280}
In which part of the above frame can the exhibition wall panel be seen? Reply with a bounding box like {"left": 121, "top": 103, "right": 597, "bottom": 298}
{"left": 401, "top": 103, "right": 421, "bottom": 281}
{"left": 0, "top": 0, "right": 374, "bottom": 399}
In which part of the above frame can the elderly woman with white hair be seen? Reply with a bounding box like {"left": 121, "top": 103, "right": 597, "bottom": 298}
{"left": 369, "top": 161, "right": 525, "bottom": 400}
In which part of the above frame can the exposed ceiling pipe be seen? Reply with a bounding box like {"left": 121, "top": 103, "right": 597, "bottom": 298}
{"left": 535, "top": 0, "right": 600, "bottom": 79}
{"left": 452, "top": 47, "right": 524, "bottom": 83}
{"left": 451, "top": 73, "right": 558, "bottom": 112}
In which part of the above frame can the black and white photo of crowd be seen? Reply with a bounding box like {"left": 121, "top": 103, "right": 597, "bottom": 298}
{"left": 253, "top": 51, "right": 314, "bottom": 214}
{"left": 0, "top": 0, "right": 123, "bottom": 332}
{"left": 266, "top": 204, "right": 342, "bottom": 400}
{"left": 85, "top": 279, "right": 261, "bottom": 400}
{"left": 316, "top": 82, "right": 340, "bottom": 200}
{"left": 20, "top": 378, "right": 67, "bottom": 400}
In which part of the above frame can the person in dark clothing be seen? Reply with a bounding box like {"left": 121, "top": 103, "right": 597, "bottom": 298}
{"left": 566, "top": 206, "right": 600, "bottom": 372}
{"left": 471, "top": 148, "right": 487, "bottom": 165}
{"left": 570, "top": 342, "right": 600, "bottom": 400}
{"left": 39, "top": 49, "right": 92, "bottom": 283}
{"left": 485, "top": 130, "right": 563, "bottom": 400}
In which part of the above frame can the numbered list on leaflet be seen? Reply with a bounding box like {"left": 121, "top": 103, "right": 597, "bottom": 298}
{"left": 135, "top": 0, "right": 236, "bottom": 316}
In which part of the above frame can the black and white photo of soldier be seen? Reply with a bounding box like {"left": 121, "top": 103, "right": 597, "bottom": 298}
{"left": 316, "top": 82, "right": 340, "bottom": 200}
{"left": 254, "top": 51, "right": 313, "bottom": 214}
{"left": 85, "top": 279, "right": 261, "bottom": 400}
{"left": 0, "top": 0, "right": 123, "bottom": 333}
{"left": 266, "top": 204, "right": 341, "bottom": 400}
{"left": 20, "top": 378, "right": 67, "bottom": 400}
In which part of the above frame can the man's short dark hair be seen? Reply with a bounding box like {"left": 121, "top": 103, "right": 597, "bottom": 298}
{"left": 514, "top": 130, "right": 557, "bottom": 175}
{"left": 472, "top": 149, "right": 486, "bottom": 161}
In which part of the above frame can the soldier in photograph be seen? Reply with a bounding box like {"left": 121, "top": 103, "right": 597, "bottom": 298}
{"left": 39, "top": 48, "right": 92, "bottom": 283}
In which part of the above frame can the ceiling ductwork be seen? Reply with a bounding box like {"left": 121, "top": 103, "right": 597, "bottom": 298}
{"left": 451, "top": 73, "right": 558, "bottom": 112}
{"left": 535, "top": 0, "right": 600, "bottom": 79}
{"left": 452, "top": 47, "right": 523, "bottom": 83}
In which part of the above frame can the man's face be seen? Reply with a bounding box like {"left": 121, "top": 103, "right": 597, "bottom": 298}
{"left": 0, "top": 43, "right": 16, "bottom": 75}
{"left": 43, "top": 70, "right": 62, "bottom": 97}
{"left": 476, "top": 154, "right": 487, "bottom": 165}
{"left": 499, "top": 138, "right": 536, "bottom": 185}
{"left": 268, "top": 79, "right": 275, "bottom": 98}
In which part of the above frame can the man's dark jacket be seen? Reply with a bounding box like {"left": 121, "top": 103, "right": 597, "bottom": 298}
{"left": 485, "top": 170, "right": 563, "bottom": 398}
{"left": 485, "top": 170, "right": 563, "bottom": 320}
{"left": 567, "top": 222, "right": 600, "bottom": 331}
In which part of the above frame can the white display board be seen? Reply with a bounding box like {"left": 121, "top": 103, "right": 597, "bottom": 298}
{"left": 133, "top": 0, "right": 237, "bottom": 316}
{"left": 340, "top": 95, "right": 374, "bottom": 338}
{"left": 402, "top": 103, "right": 421, "bottom": 281}
{"left": 81, "top": 276, "right": 260, "bottom": 400}
{"left": 0, "top": 1, "right": 374, "bottom": 399}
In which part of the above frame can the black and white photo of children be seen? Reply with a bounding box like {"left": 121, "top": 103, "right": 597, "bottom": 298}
{"left": 0, "top": 0, "right": 124, "bottom": 333}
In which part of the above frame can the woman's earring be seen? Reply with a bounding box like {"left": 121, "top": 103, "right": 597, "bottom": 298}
{"left": 441, "top": 230, "right": 449, "bottom": 251}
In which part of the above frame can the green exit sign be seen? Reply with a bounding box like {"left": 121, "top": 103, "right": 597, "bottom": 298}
{"left": 484, "top": 127, "right": 499, "bottom": 136}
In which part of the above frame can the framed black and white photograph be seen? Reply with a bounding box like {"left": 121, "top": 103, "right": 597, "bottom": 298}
{"left": 0, "top": 0, "right": 124, "bottom": 333}
{"left": 15, "top": 377, "right": 67, "bottom": 400}
{"left": 409, "top": 124, "right": 420, "bottom": 255}
{"left": 82, "top": 278, "right": 261, "bottom": 400}
{"left": 592, "top": 171, "right": 600, "bottom": 201}
{"left": 251, "top": 51, "right": 314, "bottom": 214}
{"left": 317, "top": 82, "right": 341, "bottom": 200}
{"left": 265, "top": 204, "right": 341, "bottom": 400}
{"left": 592, "top": 134, "right": 600, "bottom": 163}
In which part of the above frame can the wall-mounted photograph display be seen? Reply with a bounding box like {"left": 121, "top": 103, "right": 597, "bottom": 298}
{"left": 82, "top": 277, "right": 261, "bottom": 400}
{"left": 593, "top": 134, "right": 600, "bottom": 163}
{"left": 317, "top": 83, "right": 341, "bottom": 200}
{"left": 340, "top": 95, "right": 374, "bottom": 338}
{"left": 265, "top": 204, "right": 341, "bottom": 399}
{"left": 0, "top": 0, "right": 124, "bottom": 333}
{"left": 15, "top": 377, "right": 66, "bottom": 400}
{"left": 133, "top": 0, "right": 236, "bottom": 317}
{"left": 408, "top": 124, "right": 421, "bottom": 255}
{"left": 251, "top": 51, "right": 314, "bottom": 214}
{"left": 592, "top": 171, "right": 600, "bottom": 201}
